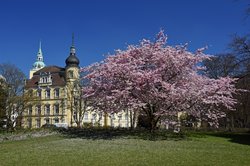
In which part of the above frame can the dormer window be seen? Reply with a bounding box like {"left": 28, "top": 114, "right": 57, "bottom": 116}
{"left": 39, "top": 72, "right": 52, "bottom": 85}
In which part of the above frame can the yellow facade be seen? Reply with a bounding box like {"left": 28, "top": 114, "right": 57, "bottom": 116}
{"left": 23, "top": 86, "right": 66, "bottom": 128}
{"left": 22, "top": 42, "right": 135, "bottom": 129}
{"left": 23, "top": 81, "right": 134, "bottom": 128}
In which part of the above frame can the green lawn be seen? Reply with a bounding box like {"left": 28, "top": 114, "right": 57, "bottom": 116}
{"left": 0, "top": 130, "right": 250, "bottom": 166}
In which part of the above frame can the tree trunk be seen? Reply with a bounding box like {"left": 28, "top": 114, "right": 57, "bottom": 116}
{"left": 231, "top": 115, "right": 234, "bottom": 129}
{"left": 76, "top": 121, "right": 81, "bottom": 128}
{"left": 150, "top": 116, "right": 160, "bottom": 132}
{"left": 142, "top": 105, "right": 160, "bottom": 131}
{"left": 129, "top": 110, "right": 137, "bottom": 130}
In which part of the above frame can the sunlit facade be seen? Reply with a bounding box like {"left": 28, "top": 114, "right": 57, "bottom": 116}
{"left": 22, "top": 40, "right": 133, "bottom": 128}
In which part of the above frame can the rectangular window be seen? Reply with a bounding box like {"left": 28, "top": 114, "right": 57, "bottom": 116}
{"left": 28, "top": 106, "right": 32, "bottom": 115}
{"left": 69, "top": 71, "right": 74, "bottom": 78}
{"left": 118, "top": 115, "right": 122, "bottom": 127}
{"left": 28, "top": 118, "right": 32, "bottom": 128}
{"left": 54, "top": 118, "right": 59, "bottom": 124}
{"left": 45, "top": 118, "right": 50, "bottom": 124}
{"left": 45, "top": 89, "right": 50, "bottom": 99}
{"left": 37, "top": 89, "right": 41, "bottom": 98}
{"left": 54, "top": 104, "right": 59, "bottom": 115}
{"left": 54, "top": 89, "right": 60, "bottom": 98}
{"left": 84, "top": 112, "right": 88, "bottom": 120}
{"left": 36, "top": 105, "right": 41, "bottom": 115}
{"left": 36, "top": 119, "right": 41, "bottom": 128}
{"left": 91, "top": 113, "right": 97, "bottom": 125}
{"left": 110, "top": 119, "right": 114, "bottom": 127}
{"left": 45, "top": 105, "right": 50, "bottom": 115}
{"left": 111, "top": 113, "right": 115, "bottom": 120}
{"left": 125, "top": 113, "right": 128, "bottom": 120}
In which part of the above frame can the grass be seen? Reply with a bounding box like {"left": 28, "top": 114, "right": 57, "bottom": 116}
{"left": 0, "top": 129, "right": 250, "bottom": 166}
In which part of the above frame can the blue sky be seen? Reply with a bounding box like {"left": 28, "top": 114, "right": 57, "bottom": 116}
{"left": 0, "top": 0, "right": 249, "bottom": 77}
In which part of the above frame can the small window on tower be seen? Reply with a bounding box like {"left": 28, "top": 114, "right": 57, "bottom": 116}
{"left": 68, "top": 71, "right": 74, "bottom": 78}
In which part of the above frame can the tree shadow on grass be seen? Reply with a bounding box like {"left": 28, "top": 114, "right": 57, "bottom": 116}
{"left": 56, "top": 127, "right": 186, "bottom": 141}
{"left": 208, "top": 132, "right": 250, "bottom": 146}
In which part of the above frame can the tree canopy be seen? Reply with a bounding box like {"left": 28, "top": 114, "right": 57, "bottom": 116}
{"left": 82, "top": 31, "right": 238, "bottom": 129}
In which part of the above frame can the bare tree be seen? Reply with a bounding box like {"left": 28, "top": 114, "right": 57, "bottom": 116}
{"left": 66, "top": 80, "right": 94, "bottom": 128}
{"left": 203, "top": 53, "right": 238, "bottom": 78}
{"left": 0, "top": 76, "right": 8, "bottom": 128}
{"left": 0, "top": 63, "right": 37, "bottom": 130}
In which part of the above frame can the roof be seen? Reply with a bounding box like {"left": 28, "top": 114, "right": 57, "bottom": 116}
{"left": 65, "top": 46, "right": 80, "bottom": 68}
{"left": 25, "top": 66, "right": 66, "bottom": 88}
{"left": 65, "top": 54, "right": 80, "bottom": 67}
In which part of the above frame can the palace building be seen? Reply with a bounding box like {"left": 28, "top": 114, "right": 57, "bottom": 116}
{"left": 22, "top": 38, "right": 133, "bottom": 128}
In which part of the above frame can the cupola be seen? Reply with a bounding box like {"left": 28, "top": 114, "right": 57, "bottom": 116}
{"left": 65, "top": 34, "right": 80, "bottom": 68}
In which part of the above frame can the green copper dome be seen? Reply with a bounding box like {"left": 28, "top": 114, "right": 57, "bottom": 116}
{"left": 33, "top": 61, "right": 45, "bottom": 69}
{"left": 32, "top": 41, "right": 46, "bottom": 70}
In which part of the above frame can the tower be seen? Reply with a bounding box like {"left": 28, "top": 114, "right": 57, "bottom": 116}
{"left": 65, "top": 34, "right": 80, "bottom": 82}
{"left": 29, "top": 41, "right": 46, "bottom": 79}
{"left": 65, "top": 34, "right": 80, "bottom": 126}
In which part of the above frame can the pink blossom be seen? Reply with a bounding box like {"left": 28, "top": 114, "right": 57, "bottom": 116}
{"left": 82, "top": 31, "right": 238, "bottom": 128}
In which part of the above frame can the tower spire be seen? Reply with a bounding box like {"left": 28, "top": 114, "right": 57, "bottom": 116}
{"left": 38, "top": 40, "right": 42, "bottom": 55}
{"left": 30, "top": 40, "right": 46, "bottom": 78}
{"left": 37, "top": 41, "right": 43, "bottom": 61}
{"left": 39, "top": 40, "right": 42, "bottom": 51}
{"left": 70, "top": 33, "right": 76, "bottom": 55}
{"left": 66, "top": 34, "right": 79, "bottom": 68}
{"left": 72, "top": 33, "right": 74, "bottom": 47}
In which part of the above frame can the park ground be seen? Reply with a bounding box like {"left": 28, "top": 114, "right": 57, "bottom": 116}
{"left": 0, "top": 128, "right": 250, "bottom": 166}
